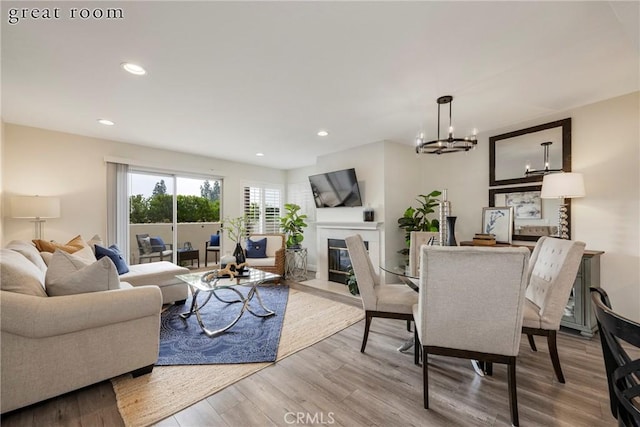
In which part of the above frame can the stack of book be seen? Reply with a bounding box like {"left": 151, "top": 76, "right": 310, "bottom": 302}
{"left": 472, "top": 233, "right": 496, "bottom": 246}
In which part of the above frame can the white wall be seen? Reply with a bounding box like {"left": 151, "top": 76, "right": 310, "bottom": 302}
{"left": 1, "top": 124, "right": 286, "bottom": 254}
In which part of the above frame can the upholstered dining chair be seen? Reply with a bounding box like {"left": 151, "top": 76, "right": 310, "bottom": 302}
{"left": 591, "top": 287, "right": 640, "bottom": 426}
{"left": 408, "top": 231, "right": 439, "bottom": 277}
{"left": 522, "top": 236, "right": 586, "bottom": 383}
{"left": 413, "top": 245, "right": 530, "bottom": 426}
{"left": 345, "top": 234, "right": 418, "bottom": 353}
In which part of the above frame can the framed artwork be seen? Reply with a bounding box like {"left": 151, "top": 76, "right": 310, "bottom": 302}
{"left": 505, "top": 190, "right": 541, "bottom": 219}
{"left": 489, "top": 185, "right": 567, "bottom": 242}
{"left": 482, "top": 207, "right": 513, "bottom": 244}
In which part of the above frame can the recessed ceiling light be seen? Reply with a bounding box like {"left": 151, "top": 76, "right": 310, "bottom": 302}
{"left": 121, "top": 62, "right": 146, "bottom": 75}
{"left": 317, "top": 130, "right": 329, "bottom": 137}
{"left": 256, "top": 153, "right": 265, "bottom": 157}
{"left": 97, "top": 119, "right": 115, "bottom": 126}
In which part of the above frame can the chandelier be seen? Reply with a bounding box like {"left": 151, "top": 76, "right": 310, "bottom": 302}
{"left": 524, "top": 142, "right": 563, "bottom": 176}
{"left": 415, "top": 95, "right": 478, "bottom": 155}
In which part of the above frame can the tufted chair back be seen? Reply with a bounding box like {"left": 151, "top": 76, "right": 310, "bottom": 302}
{"left": 525, "top": 236, "right": 586, "bottom": 330}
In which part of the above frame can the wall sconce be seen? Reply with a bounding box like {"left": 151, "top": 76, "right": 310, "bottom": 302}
{"left": 541, "top": 173, "right": 585, "bottom": 239}
{"left": 11, "top": 196, "right": 60, "bottom": 239}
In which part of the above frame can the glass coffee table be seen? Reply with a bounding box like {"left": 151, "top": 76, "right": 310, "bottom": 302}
{"left": 176, "top": 268, "right": 280, "bottom": 338}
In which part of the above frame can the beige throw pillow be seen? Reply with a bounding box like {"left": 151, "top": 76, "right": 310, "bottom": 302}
{"left": 33, "top": 234, "right": 84, "bottom": 254}
{"left": 6, "top": 240, "right": 48, "bottom": 272}
{"left": 0, "top": 249, "right": 47, "bottom": 297}
{"left": 45, "top": 250, "right": 121, "bottom": 296}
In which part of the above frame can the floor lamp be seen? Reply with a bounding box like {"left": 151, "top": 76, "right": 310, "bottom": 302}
{"left": 540, "top": 173, "right": 585, "bottom": 239}
{"left": 11, "top": 196, "right": 61, "bottom": 240}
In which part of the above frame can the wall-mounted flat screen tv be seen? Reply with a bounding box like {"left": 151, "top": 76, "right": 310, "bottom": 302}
{"left": 308, "top": 168, "right": 363, "bottom": 208}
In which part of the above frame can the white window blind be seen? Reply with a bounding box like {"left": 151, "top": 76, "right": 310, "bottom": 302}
{"left": 243, "top": 185, "right": 282, "bottom": 234}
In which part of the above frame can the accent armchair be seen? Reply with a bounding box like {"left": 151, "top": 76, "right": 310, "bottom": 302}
{"left": 345, "top": 234, "right": 418, "bottom": 353}
{"left": 414, "top": 245, "right": 530, "bottom": 426}
{"left": 243, "top": 233, "right": 286, "bottom": 277}
{"left": 522, "top": 236, "right": 586, "bottom": 383}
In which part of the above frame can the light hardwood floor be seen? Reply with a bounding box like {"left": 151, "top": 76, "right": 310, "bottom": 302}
{"left": 1, "top": 281, "right": 620, "bottom": 427}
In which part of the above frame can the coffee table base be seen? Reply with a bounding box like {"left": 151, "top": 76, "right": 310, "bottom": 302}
{"left": 179, "top": 285, "right": 275, "bottom": 337}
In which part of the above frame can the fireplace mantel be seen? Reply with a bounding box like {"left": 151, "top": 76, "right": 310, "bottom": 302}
{"left": 316, "top": 221, "right": 382, "bottom": 230}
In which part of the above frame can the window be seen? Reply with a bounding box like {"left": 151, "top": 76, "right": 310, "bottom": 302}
{"left": 243, "top": 184, "right": 282, "bottom": 234}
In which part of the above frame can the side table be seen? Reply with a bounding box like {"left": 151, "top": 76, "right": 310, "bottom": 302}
{"left": 177, "top": 249, "right": 200, "bottom": 268}
{"left": 285, "top": 248, "right": 308, "bottom": 281}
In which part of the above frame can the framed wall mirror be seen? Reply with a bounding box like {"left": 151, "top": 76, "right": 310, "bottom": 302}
{"left": 490, "top": 118, "right": 571, "bottom": 186}
{"left": 489, "top": 185, "right": 570, "bottom": 241}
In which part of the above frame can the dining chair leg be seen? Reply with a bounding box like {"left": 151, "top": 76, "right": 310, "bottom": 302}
{"left": 414, "top": 328, "right": 420, "bottom": 365}
{"left": 407, "top": 319, "right": 411, "bottom": 332}
{"left": 527, "top": 334, "right": 537, "bottom": 351}
{"left": 361, "top": 313, "right": 373, "bottom": 353}
{"left": 547, "top": 330, "right": 565, "bottom": 383}
{"left": 485, "top": 362, "right": 493, "bottom": 376}
{"left": 507, "top": 357, "right": 519, "bottom": 427}
{"left": 423, "top": 348, "right": 429, "bottom": 409}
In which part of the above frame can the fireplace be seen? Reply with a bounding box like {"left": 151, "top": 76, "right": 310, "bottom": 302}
{"left": 328, "top": 238, "right": 368, "bottom": 284}
{"left": 315, "top": 221, "right": 381, "bottom": 284}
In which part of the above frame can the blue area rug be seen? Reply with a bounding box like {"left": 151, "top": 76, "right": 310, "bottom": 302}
{"left": 157, "top": 285, "right": 289, "bottom": 365}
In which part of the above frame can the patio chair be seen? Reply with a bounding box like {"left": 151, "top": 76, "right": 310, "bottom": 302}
{"left": 136, "top": 233, "right": 173, "bottom": 263}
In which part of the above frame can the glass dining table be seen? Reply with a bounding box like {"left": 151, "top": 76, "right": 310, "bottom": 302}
{"left": 380, "top": 258, "right": 487, "bottom": 376}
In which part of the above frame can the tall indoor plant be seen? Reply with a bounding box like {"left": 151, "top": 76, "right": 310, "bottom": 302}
{"left": 397, "top": 190, "right": 441, "bottom": 254}
{"left": 279, "top": 203, "right": 308, "bottom": 249}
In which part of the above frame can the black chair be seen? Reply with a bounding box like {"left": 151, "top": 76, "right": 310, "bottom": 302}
{"left": 205, "top": 231, "right": 221, "bottom": 266}
{"left": 591, "top": 287, "right": 640, "bottom": 426}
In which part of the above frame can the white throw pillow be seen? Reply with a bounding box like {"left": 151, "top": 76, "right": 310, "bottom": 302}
{"left": 45, "top": 250, "right": 121, "bottom": 296}
{"left": 0, "top": 249, "right": 47, "bottom": 297}
{"left": 6, "top": 240, "right": 48, "bottom": 272}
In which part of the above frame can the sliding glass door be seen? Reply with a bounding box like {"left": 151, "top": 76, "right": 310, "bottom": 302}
{"left": 128, "top": 170, "right": 223, "bottom": 266}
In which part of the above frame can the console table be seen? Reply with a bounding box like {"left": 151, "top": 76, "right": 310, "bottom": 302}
{"left": 460, "top": 241, "right": 603, "bottom": 337}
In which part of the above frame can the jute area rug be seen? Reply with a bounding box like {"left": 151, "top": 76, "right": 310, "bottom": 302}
{"left": 111, "top": 288, "right": 364, "bottom": 427}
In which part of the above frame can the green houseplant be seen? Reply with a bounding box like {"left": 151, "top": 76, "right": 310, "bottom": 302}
{"left": 279, "top": 203, "right": 308, "bottom": 249}
{"left": 397, "top": 190, "right": 441, "bottom": 254}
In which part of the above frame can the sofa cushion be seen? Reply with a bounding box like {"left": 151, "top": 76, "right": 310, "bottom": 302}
{"left": 45, "top": 251, "right": 120, "bottom": 296}
{"left": 0, "top": 249, "right": 47, "bottom": 297}
{"left": 33, "top": 234, "right": 84, "bottom": 254}
{"left": 6, "top": 240, "right": 48, "bottom": 272}
{"left": 121, "top": 261, "right": 189, "bottom": 286}
{"left": 246, "top": 237, "right": 267, "bottom": 258}
{"left": 245, "top": 257, "right": 276, "bottom": 267}
{"left": 95, "top": 244, "right": 129, "bottom": 275}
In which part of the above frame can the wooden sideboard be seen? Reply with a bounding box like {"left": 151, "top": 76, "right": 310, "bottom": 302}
{"left": 460, "top": 241, "right": 603, "bottom": 337}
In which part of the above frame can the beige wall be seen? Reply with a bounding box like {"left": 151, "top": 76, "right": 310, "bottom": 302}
{"left": 1, "top": 125, "right": 286, "bottom": 253}
{"left": 415, "top": 91, "right": 640, "bottom": 321}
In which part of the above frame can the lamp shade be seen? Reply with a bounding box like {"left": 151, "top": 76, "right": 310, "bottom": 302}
{"left": 540, "top": 173, "right": 586, "bottom": 199}
{"left": 11, "top": 196, "right": 60, "bottom": 219}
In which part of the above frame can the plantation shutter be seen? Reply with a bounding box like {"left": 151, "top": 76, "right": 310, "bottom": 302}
{"left": 243, "top": 185, "right": 282, "bottom": 234}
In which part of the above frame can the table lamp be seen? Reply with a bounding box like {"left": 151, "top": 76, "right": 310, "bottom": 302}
{"left": 11, "top": 195, "right": 60, "bottom": 239}
{"left": 540, "top": 173, "right": 585, "bottom": 239}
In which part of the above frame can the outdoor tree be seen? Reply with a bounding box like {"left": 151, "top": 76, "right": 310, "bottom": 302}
{"left": 212, "top": 181, "right": 220, "bottom": 201}
{"left": 200, "top": 180, "right": 214, "bottom": 200}
{"left": 129, "top": 194, "right": 149, "bottom": 223}
{"left": 153, "top": 179, "right": 167, "bottom": 196}
{"left": 147, "top": 193, "right": 172, "bottom": 222}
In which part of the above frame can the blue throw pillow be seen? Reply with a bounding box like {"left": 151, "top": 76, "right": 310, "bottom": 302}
{"left": 149, "top": 236, "right": 166, "bottom": 252}
{"left": 209, "top": 234, "right": 220, "bottom": 246}
{"left": 95, "top": 244, "right": 130, "bottom": 275}
{"left": 246, "top": 237, "right": 267, "bottom": 258}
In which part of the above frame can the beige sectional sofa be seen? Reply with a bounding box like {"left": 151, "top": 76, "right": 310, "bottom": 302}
{"left": 0, "top": 238, "right": 188, "bottom": 413}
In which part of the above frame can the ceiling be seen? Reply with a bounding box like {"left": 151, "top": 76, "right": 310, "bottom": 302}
{"left": 2, "top": 1, "right": 638, "bottom": 170}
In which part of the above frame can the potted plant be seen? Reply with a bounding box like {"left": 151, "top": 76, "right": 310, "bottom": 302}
{"left": 397, "top": 190, "right": 441, "bottom": 254}
{"left": 346, "top": 267, "right": 359, "bottom": 295}
{"left": 279, "top": 203, "right": 308, "bottom": 249}
{"left": 222, "top": 216, "right": 248, "bottom": 270}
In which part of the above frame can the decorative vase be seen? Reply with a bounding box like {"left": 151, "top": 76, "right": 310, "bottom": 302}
{"left": 220, "top": 252, "right": 236, "bottom": 269}
{"left": 446, "top": 216, "right": 458, "bottom": 246}
{"left": 363, "top": 206, "right": 374, "bottom": 222}
{"left": 233, "top": 242, "right": 246, "bottom": 273}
